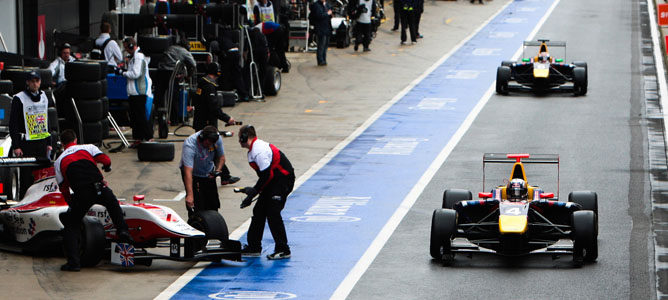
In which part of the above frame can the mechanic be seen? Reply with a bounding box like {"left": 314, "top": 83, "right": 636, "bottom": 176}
{"left": 255, "top": 21, "right": 291, "bottom": 72}
{"left": 118, "top": 37, "right": 154, "bottom": 146}
{"left": 92, "top": 22, "right": 123, "bottom": 71}
{"left": 9, "top": 71, "right": 53, "bottom": 199}
{"left": 246, "top": 27, "right": 269, "bottom": 91}
{"left": 156, "top": 32, "right": 196, "bottom": 124}
{"left": 237, "top": 125, "right": 295, "bottom": 260}
{"left": 310, "top": 0, "right": 333, "bottom": 66}
{"left": 348, "top": 0, "right": 376, "bottom": 52}
{"left": 55, "top": 129, "right": 133, "bottom": 272}
{"left": 399, "top": 0, "right": 417, "bottom": 45}
{"left": 507, "top": 178, "right": 528, "bottom": 201}
{"left": 48, "top": 43, "right": 76, "bottom": 87}
{"left": 180, "top": 126, "right": 229, "bottom": 216}
{"left": 193, "top": 62, "right": 241, "bottom": 185}
{"left": 218, "top": 32, "right": 250, "bottom": 102}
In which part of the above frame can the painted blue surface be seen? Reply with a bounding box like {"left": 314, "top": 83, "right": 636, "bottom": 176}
{"left": 173, "top": 1, "right": 557, "bottom": 299}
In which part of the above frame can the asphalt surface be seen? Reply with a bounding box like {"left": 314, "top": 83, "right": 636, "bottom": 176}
{"left": 0, "top": 1, "right": 514, "bottom": 299}
{"left": 347, "top": 0, "right": 656, "bottom": 299}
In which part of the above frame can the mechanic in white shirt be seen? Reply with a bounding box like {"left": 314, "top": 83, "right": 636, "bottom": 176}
{"left": 48, "top": 43, "right": 76, "bottom": 86}
{"left": 93, "top": 22, "right": 123, "bottom": 69}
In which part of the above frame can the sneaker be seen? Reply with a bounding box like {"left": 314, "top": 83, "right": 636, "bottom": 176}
{"left": 411, "top": 41, "right": 417, "bottom": 45}
{"left": 391, "top": 27, "right": 398, "bottom": 31}
{"left": 60, "top": 263, "right": 80, "bottom": 272}
{"left": 267, "top": 251, "right": 291, "bottom": 260}
{"left": 221, "top": 176, "right": 241, "bottom": 185}
{"left": 400, "top": 41, "right": 406, "bottom": 45}
{"left": 241, "top": 245, "right": 262, "bottom": 257}
{"left": 363, "top": 48, "right": 371, "bottom": 52}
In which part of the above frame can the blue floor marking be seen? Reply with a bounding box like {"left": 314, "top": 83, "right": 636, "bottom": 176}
{"left": 173, "top": 1, "right": 557, "bottom": 299}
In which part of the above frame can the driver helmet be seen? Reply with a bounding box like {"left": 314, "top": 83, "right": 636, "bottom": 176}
{"left": 507, "top": 178, "right": 528, "bottom": 201}
{"left": 538, "top": 52, "right": 550, "bottom": 62}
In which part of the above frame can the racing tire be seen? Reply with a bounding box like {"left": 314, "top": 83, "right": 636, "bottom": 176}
{"left": 572, "top": 61, "right": 587, "bottom": 70}
{"left": 138, "top": 35, "right": 173, "bottom": 54}
{"left": 68, "top": 81, "right": 103, "bottom": 100}
{"left": 496, "top": 66, "right": 511, "bottom": 95}
{"left": 0, "top": 80, "right": 13, "bottom": 95}
{"left": 430, "top": 208, "right": 457, "bottom": 262}
{"left": 48, "top": 107, "right": 59, "bottom": 133}
{"left": 0, "top": 69, "right": 29, "bottom": 94}
{"left": 572, "top": 210, "right": 598, "bottom": 264}
{"left": 65, "top": 61, "right": 102, "bottom": 82}
{"left": 74, "top": 99, "right": 105, "bottom": 122}
{"left": 137, "top": 142, "right": 175, "bottom": 161}
{"left": 80, "top": 216, "right": 106, "bottom": 267}
{"left": 501, "top": 60, "right": 515, "bottom": 67}
{"left": 263, "top": 66, "right": 281, "bottom": 96}
{"left": 0, "top": 167, "right": 18, "bottom": 200}
{"left": 573, "top": 67, "right": 587, "bottom": 96}
{"left": 188, "top": 210, "right": 230, "bottom": 253}
{"left": 101, "top": 97, "right": 109, "bottom": 115}
{"left": 78, "top": 121, "right": 103, "bottom": 144}
{"left": 37, "top": 69, "right": 53, "bottom": 90}
{"left": 101, "top": 118, "right": 110, "bottom": 139}
{"left": 157, "top": 108, "right": 168, "bottom": 139}
{"left": 568, "top": 191, "right": 598, "bottom": 215}
{"left": 442, "top": 189, "right": 472, "bottom": 209}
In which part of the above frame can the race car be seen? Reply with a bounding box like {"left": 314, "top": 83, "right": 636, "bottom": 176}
{"left": 430, "top": 153, "right": 598, "bottom": 266}
{"left": 0, "top": 157, "right": 241, "bottom": 268}
{"left": 496, "top": 40, "right": 588, "bottom": 96}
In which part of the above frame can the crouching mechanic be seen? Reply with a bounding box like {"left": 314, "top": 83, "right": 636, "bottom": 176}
{"left": 55, "top": 129, "right": 133, "bottom": 271}
{"left": 238, "top": 125, "right": 295, "bottom": 260}
{"left": 180, "top": 126, "right": 227, "bottom": 216}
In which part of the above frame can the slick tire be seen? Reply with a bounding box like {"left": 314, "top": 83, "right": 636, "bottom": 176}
{"left": 137, "top": 142, "right": 175, "bottom": 161}
{"left": 263, "top": 66, "right": 281, "bottom": 96}
{"left": 1, "top": 69, "right": 29, "bottom": 94}
{"left": 501, "top": 60, "right": 516, "bottom": 67}
{"left": 48, "top": 107, "right": 59, "bottom": 133}
{"left": 65, "top": 61, "right": 102, "bottom": 82}
{"left": 80, "top": 216, "right": 106, "bottom": 267}
{"left": 568, "top": 191, "right": 598, "bottom": 215}
{"left": 0, "top": 167, "right": 19, "bottom": 200}
{"left": 37, "top": 69, "right": 53, "bottom": 89}
{"left": 430, "top": 208, "right": 457, "bottom": 262}
{"left": 77, "top": 121, "right": 103, "bottom": 144}
{"left": 572, "top": 210, "right": 598, "bottom": 264}
{"left": 572, "top": 61, "right": 588, "bottom": 70}
{"left": 101, "top": 97, "right": 109, "bottom": 115}
{"left": 573, "top": 67, "right": 587, "bottom": 96}
{"left": 442, "top": 189, "right": 472, "bottom": 209}
{"left": 68, "top": 81, "right": 103, "bottom": 100}
{"left": 74, "top": 99, "right": 105, "bottom": 122}
{"left": 101, "top": 118, "right": 110, "bottom": 139}
{"left": 496, "top": 66, "right": 511, "bottom": 95}
{"left": 188, "top": 210, "right": 230, "bottom": 253}
{"left": 138, "top": 35, "right": 173, "bottom": 54}
{"left": 0, "top": 80, "right": 12, "bottom": 95}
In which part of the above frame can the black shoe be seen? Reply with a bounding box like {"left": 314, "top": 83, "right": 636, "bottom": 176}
{"left": 241, "top": 245, "right": 262, "bottom": 257}
{"left": 354, "top": 43, "right": 359, "bottom": 51}
{"left": 391, "top": 27, "right": 398, "bottom": 31}
{"left": 221, "top": 176, "right": 240, "bottom": 185}
{"left": 60, "top": 263, "right": 80, "bottom": 272}
{"left": 117, "top": 230, "right": 135, "bottom": 244}
{"left": 400, "top": 41, "right": 406, "bottom": 45}
{"left": 267, "top": 250, "right": 291, "bottom": 260}
{"left": 363, "top": 48, "right": 371, "bottom": 52}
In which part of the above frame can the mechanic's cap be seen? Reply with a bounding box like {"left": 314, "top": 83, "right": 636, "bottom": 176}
{"left": 206, "top": 62, "right": 221, "bottom": 76}
{"left": 27, "top": 70, "right": 41, "bottom": 81}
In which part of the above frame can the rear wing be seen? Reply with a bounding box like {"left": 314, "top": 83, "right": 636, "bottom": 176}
{"left": 522, "top": 40, "right": 567, "bottom": 61}
{"left": 482, "top": 153, "right": 560, "bottom": 198}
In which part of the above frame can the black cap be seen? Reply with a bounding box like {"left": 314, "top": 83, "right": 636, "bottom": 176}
{"left": 27, "top": 71, "right": 41, "bottom": 81}
{"left": 206, "top": 62, "right": 220, "bottom": 76}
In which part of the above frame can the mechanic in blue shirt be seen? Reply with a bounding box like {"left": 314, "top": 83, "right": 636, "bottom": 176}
{"left": 180, "top": 126, "right": 227, "bottom": 216}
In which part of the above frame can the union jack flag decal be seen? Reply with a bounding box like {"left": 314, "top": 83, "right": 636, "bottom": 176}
{"left": 116, "top": 243, "right": 135, "bottom": 267}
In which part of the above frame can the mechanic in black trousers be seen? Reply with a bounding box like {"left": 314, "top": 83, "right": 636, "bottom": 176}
{"left": 180, "top": 126, "right": 228, "bottom": 215}
{"left": 9, "top": 71, "right": 53, "bottom": 199}
{"left": 399, "top": 0, "right": 418, "bottom": 45}
{"left": 55, "top": 129, "right": 133, "bottom": 271}
{"left": 193, "top": 63, "right": 240, "bottom": 185}
{"left": 391, "top": 0, "right": 401, "bottom": 31}
{"left": 238, "top": 125, "right": 295, "bottom": 260}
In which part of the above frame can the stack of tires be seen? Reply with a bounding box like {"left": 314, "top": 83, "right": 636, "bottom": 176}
{"left": 64, "top": 60, "right": 109, "bottom": 144}
{"left": 138, "top": 35, "right": 173, "bottom": 70}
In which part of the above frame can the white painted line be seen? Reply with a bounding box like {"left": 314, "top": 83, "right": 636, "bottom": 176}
{"left": 154, "top": 191, "right": 186, "bottom": 202}
{"left": 330, "top": 0, "right": 561, "bottom": 298}
{"left": 644, "top": 1, "right": 668, "bottom": 299}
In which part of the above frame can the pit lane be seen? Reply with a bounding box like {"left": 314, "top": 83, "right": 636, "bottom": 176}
{"left": 0, "top": 1, "right": 515, "bottom": 299}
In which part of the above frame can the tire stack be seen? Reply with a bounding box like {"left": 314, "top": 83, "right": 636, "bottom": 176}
{"left": 64, "top": 60, "right": 109, "bottom": 144}
{"left": 1, "top": 66, "right": 53, "bottom": 95}
{"left": 138, "top": 35, "right": 173, "bottom": 71}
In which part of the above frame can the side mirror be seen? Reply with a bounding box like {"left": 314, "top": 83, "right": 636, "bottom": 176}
{"left": 478, "top": 192, "right": 493, "bottom": 199}
{"left": 539, "top": 193, "right": 554, "bottom": 199}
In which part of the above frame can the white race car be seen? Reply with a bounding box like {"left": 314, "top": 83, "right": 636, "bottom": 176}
{"left": 0, "top": 157, "right": 241, "bottom": 267}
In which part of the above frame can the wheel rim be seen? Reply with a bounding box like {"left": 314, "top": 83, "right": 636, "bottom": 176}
{"left": 274, "top": 71, "right": 281, "bottom": 91}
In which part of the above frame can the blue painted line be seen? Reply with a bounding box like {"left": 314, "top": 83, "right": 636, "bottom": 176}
{"left": 172, "top": 1, "right": 558, "bottom": 299}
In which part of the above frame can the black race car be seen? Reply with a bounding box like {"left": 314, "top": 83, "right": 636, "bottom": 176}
{"left": 496, "top": 40, "right": 588, "bottom": 96}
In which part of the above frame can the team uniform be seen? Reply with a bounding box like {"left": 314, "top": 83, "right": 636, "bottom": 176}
{"left": 245, "top": 137, "right": 295, "bottom": 256}
{"left": 55, "top": 143, "right": 129, "bottom": 269}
